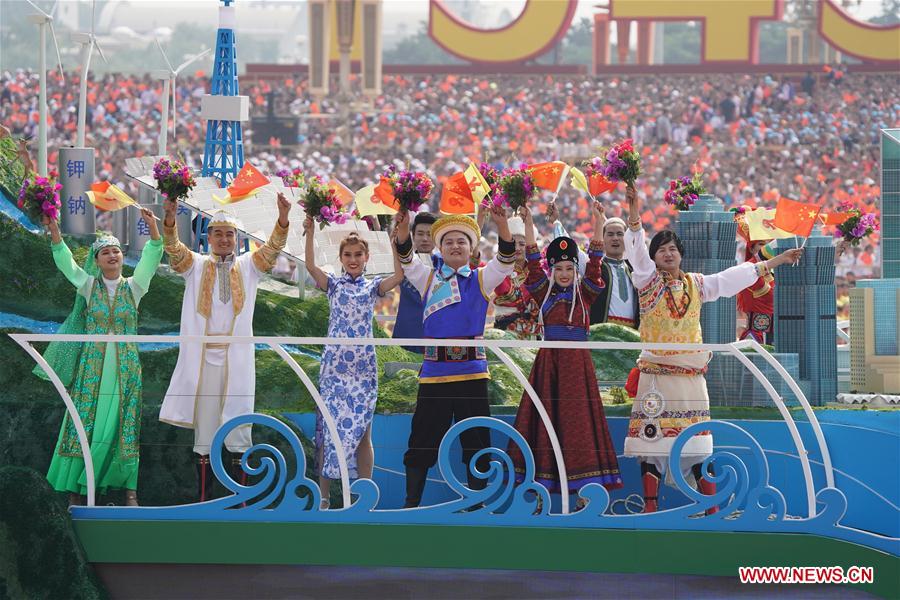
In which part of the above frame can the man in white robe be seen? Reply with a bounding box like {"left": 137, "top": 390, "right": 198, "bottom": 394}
{"left": 160, "top": 194, "right": 291, "bottom": 501}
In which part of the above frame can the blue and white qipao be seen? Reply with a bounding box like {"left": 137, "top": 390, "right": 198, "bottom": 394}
{"left": 316, "top": 272, "right": 383, "bottom": 479}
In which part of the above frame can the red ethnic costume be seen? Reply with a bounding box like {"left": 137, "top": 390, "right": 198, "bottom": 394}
{"left": 509, "top": 237, "right": 623, "bottom": 493}
{"left": 491, "top": 263, "right": 541, "bottom": 339}
{"left": 735, "top": 212, "right": 775, "bottom": 344}
{"left": 492, "top": 216, "right": 541, "bottom": 339}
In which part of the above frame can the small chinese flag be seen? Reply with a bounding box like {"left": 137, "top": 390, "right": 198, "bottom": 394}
{"left": 818, "top": 212, "right": 851, "bottom": 226}
{"left": 86, "top": 181, "right": 137, "bottom": 211}
{"left": 440, "top": 171, "right": 475, "bottom": 215}
{"left": 529, "top": 161, "right": 569, "bottom": 193}
{"left": 774, "top": 198, "right": 821, "bottom": 238}
{"left": 373, "top": 177, "right": 400, "bottom": 212}
{"left": 588, "top": 173, "right": 616, "bottom": 197}
{"left": 228, "top": 162, "right": 269, "bottom": 198}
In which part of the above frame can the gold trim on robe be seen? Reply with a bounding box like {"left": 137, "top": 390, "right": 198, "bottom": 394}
{"left": 163, "top": 222, "right": 194, "bottom": 274}
{"left": 251, "top": 220, "right": 289, "bottom": 273}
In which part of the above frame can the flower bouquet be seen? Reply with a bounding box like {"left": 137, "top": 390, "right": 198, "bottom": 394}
{"left": 599, "top": 138, "right": 641, "bottom": 187}
{"left": 582, "top": 156, "right": 617, "bottom": 197}
{"left": 153, "top": 157, "right": 195, "bottom": 201}
{"left": 664, "top": 172, "right": 706, "bottom": 211}
{"left": 17, "top": 172, "right": 62, "bottom": 224}
{"left": 299, "top": 175, "right": 349, "bottom": 229}
{"left": 834, "top": 202, "right": 879, "bottom": 246}
{"left": 483, "top": 163, "right": 537, "bottom": 211}
{"left": 383, "top": 164, "right": 433, "bottom": 212}
{"left": 276, "top": 167, "right": 306, "bottom": 188}
{"left": 478, "top": 162, "right": 499, "bottom": 188}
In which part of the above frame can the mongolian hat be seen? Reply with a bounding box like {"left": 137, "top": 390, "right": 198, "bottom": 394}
{"left": 431, "top": 214, "right": 480, "bottom": 246}
{"left": 546, "top": 236, "right": 578, "bottom": 267}
{"left": 207, "top": 210, "right": 244, "bottom": 231}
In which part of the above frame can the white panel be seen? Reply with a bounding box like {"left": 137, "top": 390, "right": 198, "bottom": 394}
{"left": 200, "top": 94, "right": 250, "bottom": 122}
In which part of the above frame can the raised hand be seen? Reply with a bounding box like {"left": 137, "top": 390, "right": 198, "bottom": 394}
{"left": 276, "top": 192, "right": 291, "bottom": 226}
{"left": 626, "top": 184, "right": 640, "bottom": 226}
{"left": 302, "top": 215, "right": 314, "bottom": 236}
{"left": 545, "top": 200, "right": 559, "bottom": 223}
{"left": 476, "top": 207, "right": 489, "bottom": 229}
{"left": 139, "top": 207, "right": 160, "bottom": 240}
{"left": 591, "top": 201, "right": 606, "bottom": 240}
{"left": 43, "top": 214, "right": 61, "bottom": 243}
{"left": 394, "top": 209, "right": 410, "bottom": 244}
{"left": 163, "top": 197, "right": 178, "bottom": 226}
{"left": 777, "top": 247, "right": 804, "bottom": 267}
{"left": 491, "top": 203, "right": 512, "bottom": 241}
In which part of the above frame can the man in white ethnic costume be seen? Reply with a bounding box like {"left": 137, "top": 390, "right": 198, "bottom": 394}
{"left": 160, "top": 194, "right": 291, "bottom": 501}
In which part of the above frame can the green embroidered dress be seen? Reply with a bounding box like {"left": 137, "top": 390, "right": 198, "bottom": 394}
{"left": 45, "top": 238, "right": 163, "bottom": 495}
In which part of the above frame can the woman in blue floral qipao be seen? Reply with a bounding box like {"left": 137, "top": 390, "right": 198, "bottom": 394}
{"left": 304, "top": 217, "right": 403, "bottom": 508}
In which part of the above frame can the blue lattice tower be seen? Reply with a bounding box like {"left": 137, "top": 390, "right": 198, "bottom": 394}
{"left": 773, "top": 225, "right": 839, "bottom": 405}
{"left": 881, "top": 129, "right": 900, "bottom": 277}
{"left": 674, "top": 194, "right": 738, "bottom": 344}
{"left": 197, "top": 0, "right": 250, "bottom": 252}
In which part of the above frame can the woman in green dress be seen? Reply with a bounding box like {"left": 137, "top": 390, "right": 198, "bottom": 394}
{"left": 40, "top": 209, "right": 162, "bottom": 506}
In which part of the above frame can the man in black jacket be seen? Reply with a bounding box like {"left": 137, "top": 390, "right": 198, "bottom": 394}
{"left": 589, "top": 216, "right": 640, "bottom": 329}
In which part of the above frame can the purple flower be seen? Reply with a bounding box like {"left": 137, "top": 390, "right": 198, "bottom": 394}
{"left": 850, "top": 224, "right": 866, "bottom": 238}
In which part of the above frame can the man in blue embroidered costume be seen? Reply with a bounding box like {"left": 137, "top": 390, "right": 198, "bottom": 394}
{"left": 159, "top": 194, "right": 291, "bottom": 502}
{"left": 394, "top": 205, "right": 516, "bottom": 507}
{"left": 393, "top": 212, "right": 437, "bottom": 353}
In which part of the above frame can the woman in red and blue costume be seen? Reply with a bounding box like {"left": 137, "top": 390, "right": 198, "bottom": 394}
{"left": 508, "top": 202, "right": 623, "bottom": 506}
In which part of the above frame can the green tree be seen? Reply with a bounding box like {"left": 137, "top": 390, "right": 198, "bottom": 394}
{"left": 872, "top": 0, "right": 900, "bottom": 25}
{"left": 662, "top": 22, "right": 701, "bottom": 64}
{"left": 382, "top": 22, "right": 463, "bottom": 65}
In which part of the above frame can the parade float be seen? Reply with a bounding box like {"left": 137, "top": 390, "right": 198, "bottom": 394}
{"left": 1, "top": 0, "right": 898, "bottom": 598}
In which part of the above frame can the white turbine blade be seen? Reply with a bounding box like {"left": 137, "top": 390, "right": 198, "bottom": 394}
{"left": 155, "top": 38, "right": 175, "bottom": 73}
{"left": 24, "top": 0, "right": 50, "bottom": 17}
{"left": 48, "top": 21, "right": 66, "bottom": 85}
{"left": 94, "top": 39, "right": 109, "bottom": 64}
{"left": 91, "top": 0, "right": 96, "bottom": 36}
{"left": 175, "top": 48, "right": 212, "bottom": 74}
{"left": 172, "top": 77, "right": 177, "bottom": 140}
{"left": 50, "top": 0, "right": 60, "bottom": 18}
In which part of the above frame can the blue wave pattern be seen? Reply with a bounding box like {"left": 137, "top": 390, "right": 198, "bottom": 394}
{"left": 71, "top": 414, "right": 899, "bottom": 557}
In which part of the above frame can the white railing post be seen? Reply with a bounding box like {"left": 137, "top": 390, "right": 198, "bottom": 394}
{"left": 732, "top": 339, "right": 836, "bottom": 489}
{"left": 9, "top": 336, "right": 97, "bottom": 507}
{"left": 270, "top": 343, "right": 351, "bottom": 508}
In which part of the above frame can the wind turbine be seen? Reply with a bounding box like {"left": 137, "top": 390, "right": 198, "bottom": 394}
{"left": 24, "top": 0, "right": 66, "bottom": 175}
{"left": 155, "top": 40, "right": 212, "bottom": 155}
{"left": 72, "top": 0, "right": 109, "bottom": 148}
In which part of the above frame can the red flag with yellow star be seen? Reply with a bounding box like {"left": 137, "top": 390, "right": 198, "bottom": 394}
{"left": 440, "top": 171, "right": 475, "bottom": 215}
{"left": 818, "top": 212, "right": 851, "bottom": 226}
{"left": 529, "top": 161, "right": 569, "bottom": 192}
{"left": 774, "top": 198, "right": 821, "bottom": 237}
{"left": 588, "top": 173, "right": 616, "bottom": 197}
{"left": 227, "top": 162, "right": 269, "bottom": 198}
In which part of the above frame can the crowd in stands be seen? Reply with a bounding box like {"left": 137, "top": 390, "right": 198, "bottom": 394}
{"left": 1, "top": 67, "right": 895, "bottom": 317}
